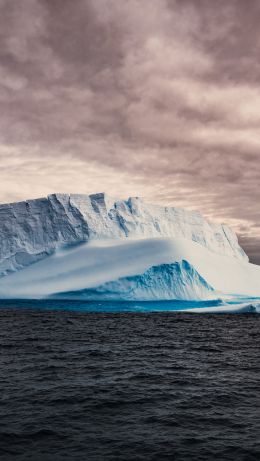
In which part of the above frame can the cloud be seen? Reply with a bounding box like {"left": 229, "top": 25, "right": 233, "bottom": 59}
{"left": 0, "top": 0, "right": 259, "bottom": 262}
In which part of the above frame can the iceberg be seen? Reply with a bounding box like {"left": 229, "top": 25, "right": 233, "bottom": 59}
{"left": 0, "top": 193, "right": 259, "bottom": 300}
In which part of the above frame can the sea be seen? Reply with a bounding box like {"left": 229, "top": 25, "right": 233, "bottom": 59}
{"left": 0, "top": 299, "right": 259, "bottom": 461}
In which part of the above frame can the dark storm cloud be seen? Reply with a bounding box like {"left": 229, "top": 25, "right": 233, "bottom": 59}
{"left": 239, "top": 236, "right": 260, "bottom": 266}
{"left": 0, "top": 0, "right": 259, "bottom": 261}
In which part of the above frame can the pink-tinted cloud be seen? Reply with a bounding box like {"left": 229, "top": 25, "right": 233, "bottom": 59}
{"left": 0, "top": 0, "right": 259, "bottom": 262}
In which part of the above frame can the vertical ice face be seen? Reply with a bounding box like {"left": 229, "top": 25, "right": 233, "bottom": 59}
{"left": 0, "top": 192, "right": 248, "bottom": 276}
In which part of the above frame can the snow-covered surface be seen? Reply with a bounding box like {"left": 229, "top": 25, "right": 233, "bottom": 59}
{"left": 0, "top": 192, "right": 247, "bottom": 277}
{"left": 0, "top": 237, "right": 259, "bottom": 299}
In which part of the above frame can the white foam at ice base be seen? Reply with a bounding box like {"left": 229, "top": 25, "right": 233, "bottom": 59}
{"left": 185, "top": 303, "right": 260, "bottom": 314}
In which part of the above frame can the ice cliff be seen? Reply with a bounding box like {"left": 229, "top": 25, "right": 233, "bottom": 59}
{"left": 0, "top": 192, "right": 247, "bottom": 277}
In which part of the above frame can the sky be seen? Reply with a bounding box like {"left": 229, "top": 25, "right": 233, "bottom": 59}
{"left": 0, "top": 0, "right": 259, "bottom": 263}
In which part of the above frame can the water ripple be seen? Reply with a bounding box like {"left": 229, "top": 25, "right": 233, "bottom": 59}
{"left": 0, "top": 308, "right": 259, "bottom": 460}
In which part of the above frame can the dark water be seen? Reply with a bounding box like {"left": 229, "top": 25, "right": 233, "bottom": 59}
{"left": 0, "top": 307, "right": 259, "bottom": 461}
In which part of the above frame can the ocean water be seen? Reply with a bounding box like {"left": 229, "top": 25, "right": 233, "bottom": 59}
{"left": 0, "top": 302, "right": 259, "bottom": 461}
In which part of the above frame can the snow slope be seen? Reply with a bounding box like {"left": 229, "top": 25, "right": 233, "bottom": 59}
{"left": 0, "top": 237, "right": 259, "bottom": 299}
{"left": 51, "top": 260, "right": 216, "bottom": 301}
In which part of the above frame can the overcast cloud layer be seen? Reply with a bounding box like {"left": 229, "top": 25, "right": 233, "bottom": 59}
{"left": 0, "top": 0, "right": 259, "bottom": 263}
